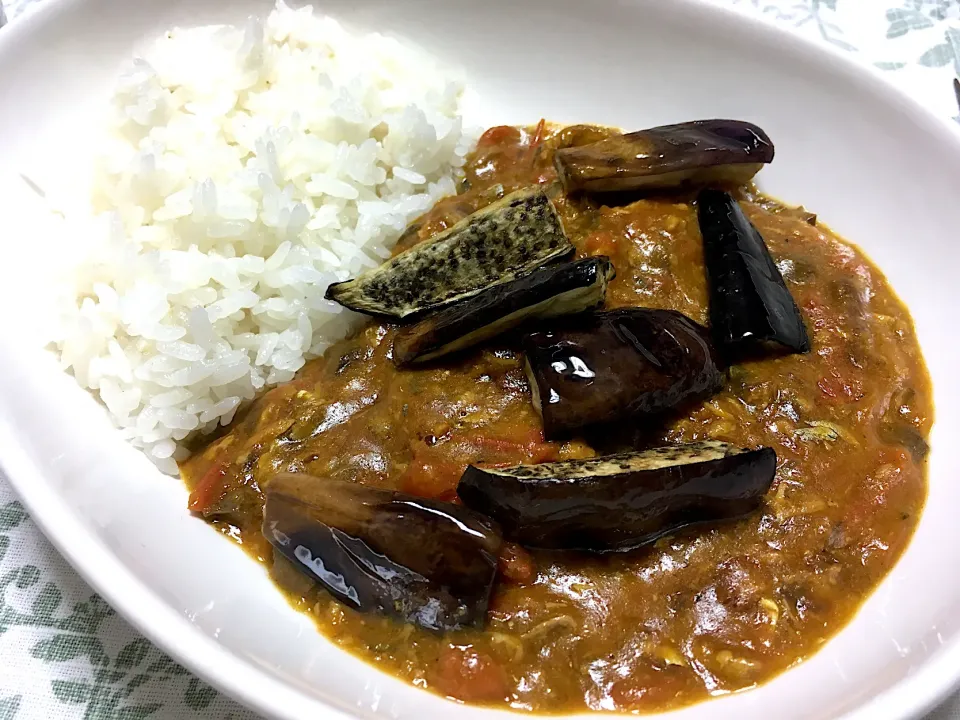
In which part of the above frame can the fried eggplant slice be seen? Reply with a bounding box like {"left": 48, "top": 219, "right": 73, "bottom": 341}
{"left": 553, "top": 119, "right": 774, "bottom": 194}
{"left": 457, "top": 441, "right": 776, "bottom": 552}
{"left": 325, "top": 188, "right": 573, "bottom": 320}
{"left": 393, "top": 257, "right": 615, "bottom": 365}
{"left": 522, "top": 308, "right": 723, "bottom": 439}
{"left": 697, "top": 188, "right": 810, "bottom": 356}
{"left": 263, "top": 473, "right": 502, "bottom": 632}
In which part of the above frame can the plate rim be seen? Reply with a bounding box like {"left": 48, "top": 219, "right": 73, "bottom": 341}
{"left": 2, "top": 0, "right": 960, "bottom": 718}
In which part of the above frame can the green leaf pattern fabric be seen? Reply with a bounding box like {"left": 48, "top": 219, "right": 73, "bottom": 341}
{"left": 717, "top": 0, "right": 960, "bottom": 119}
{"left": 0, "top": 0, "right": 958, "bottom": 718}
{"left": 0, "top": 499, "right": 256, "bottom": 719}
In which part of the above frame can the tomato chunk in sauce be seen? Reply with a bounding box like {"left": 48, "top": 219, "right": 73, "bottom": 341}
{"left": 181, "top": 124, "right": 932, "bottom": 714}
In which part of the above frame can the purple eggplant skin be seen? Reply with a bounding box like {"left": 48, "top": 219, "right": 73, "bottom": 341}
{"left": 522, "top": 308, "right": 723, "bottom": 440}
{"left": 457, "top": 441, "right": 777, "bottom": 553}
{"left": 697, "top": 189, "right": 811, "bottom": 356}
{"left": 393, "top": 257, "right": 615, "bottom": 366}
{"left": 262, "top": 473, "right": 502, "bottom": 632}
{"left": 553, "top": 120, "right": 774, "bottom": 194}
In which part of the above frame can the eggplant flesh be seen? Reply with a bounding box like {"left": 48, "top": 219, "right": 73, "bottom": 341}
{"left": 457, "top": 441, "right": 776, "bottom": 552}
{"left": 325, "top": 187, "right": 573, "bottom": 320}
{"left": 553, "top": 119, "right": 774, "bottom": 194}
{"left": 393, "top": 256, "right": 615, "bottom": 365}
{"left": 262, "top": 473, "right": 502, "bottom": 632}
{"left": 697, "top": 189, "right": 810, "bottom": 356}
{"left": 522, "top": 308, "right": 723, "bottom": 439}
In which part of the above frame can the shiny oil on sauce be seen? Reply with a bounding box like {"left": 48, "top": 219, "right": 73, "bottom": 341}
{"left": 180, "top": 123, "right": 932, "bottom": 714}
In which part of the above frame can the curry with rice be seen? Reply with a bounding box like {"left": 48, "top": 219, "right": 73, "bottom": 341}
{"left": 181, "top": 119, "right": 931, "bottom": 713}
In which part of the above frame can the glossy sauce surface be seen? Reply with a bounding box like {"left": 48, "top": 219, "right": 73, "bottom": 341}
{"left": 181, "top": 124, "right": 932, "bottom": 713}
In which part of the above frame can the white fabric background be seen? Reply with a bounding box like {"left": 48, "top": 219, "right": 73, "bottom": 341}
{"left": 0, "top": 0, "right": 959, "bottom": 718}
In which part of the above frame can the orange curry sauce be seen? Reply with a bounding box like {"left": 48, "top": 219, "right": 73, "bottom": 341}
{"left": 181, "top": 124, "right": 932, "bottom": 713}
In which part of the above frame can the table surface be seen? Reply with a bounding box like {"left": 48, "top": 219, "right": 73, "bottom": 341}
{"left": 1, "top": 0, "right": 960, "bottom": 718}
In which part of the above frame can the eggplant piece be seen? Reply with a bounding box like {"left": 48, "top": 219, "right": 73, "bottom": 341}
{"left": 457, "top": 441, "right": 776, "bottom": 552}
{"left": 393, "top": 257, "right": 615, "bottom": 365}
{"left": 325, "top": 188, "right": 573, "bottom": 320}
{"left": 553, "top": 119, "right": 774, "bottom": 194}
{"left": 697, "top": 189, "right": 810, "bottom": 356}
{"left": 522, "top": 308, "right": 723, "bottom": 439}
{"left": 262, "top": 473, "right": 502, "bottom": 632}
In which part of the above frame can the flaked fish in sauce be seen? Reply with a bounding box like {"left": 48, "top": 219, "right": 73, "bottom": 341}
{"left": 181, "top": 123, "right": 932, "bottom": 714}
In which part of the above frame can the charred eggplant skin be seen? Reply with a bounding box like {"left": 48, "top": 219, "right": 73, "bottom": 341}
{"left": 522, "top": 308, "right": 723, "bottom": 439}
{"left": 262, "top": 473, "right": 502, "bottom": 632}
{"left": 553, "top": 120, "right": 774, "bottom": 194}
{"left": 324, "top": 187, "right": 573, "bottom": 320}
{"left": 697, "top": 189, "right": 811, "bottom": 356}
{"left": 393, "top": 256, "right": 614, "bottom": 365}
{"left": 457, "top": 442, "right": 777, "bottom": 552}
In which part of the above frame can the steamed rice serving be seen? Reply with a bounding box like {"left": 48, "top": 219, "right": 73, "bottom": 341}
{"left": 49, "top": 3, "right": 476, "bottom": 473}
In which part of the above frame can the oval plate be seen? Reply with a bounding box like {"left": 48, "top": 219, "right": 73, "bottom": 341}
{"left": 0, "top": 0, "right": 959, "bottom": 718}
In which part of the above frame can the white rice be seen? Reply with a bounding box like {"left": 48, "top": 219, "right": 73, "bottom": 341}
{"left": 48, "top": 3, "right": 477, "bottom": 473}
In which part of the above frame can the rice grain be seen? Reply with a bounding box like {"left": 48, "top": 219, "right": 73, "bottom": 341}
{"left": 49, "top": 2, "right": 476, "bottom": 473}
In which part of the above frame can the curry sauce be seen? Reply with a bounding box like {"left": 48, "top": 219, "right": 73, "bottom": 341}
{"left": 181, "top": 124, "right": 932, "bottom": 714}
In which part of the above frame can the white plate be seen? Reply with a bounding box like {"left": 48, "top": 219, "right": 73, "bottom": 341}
{"left": 1, "top": 0, "right": 960, "bottom": 718}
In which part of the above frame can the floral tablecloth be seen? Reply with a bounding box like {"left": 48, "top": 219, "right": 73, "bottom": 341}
{"left": 1, "top": 1, "right": 959, "bottom": 718}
